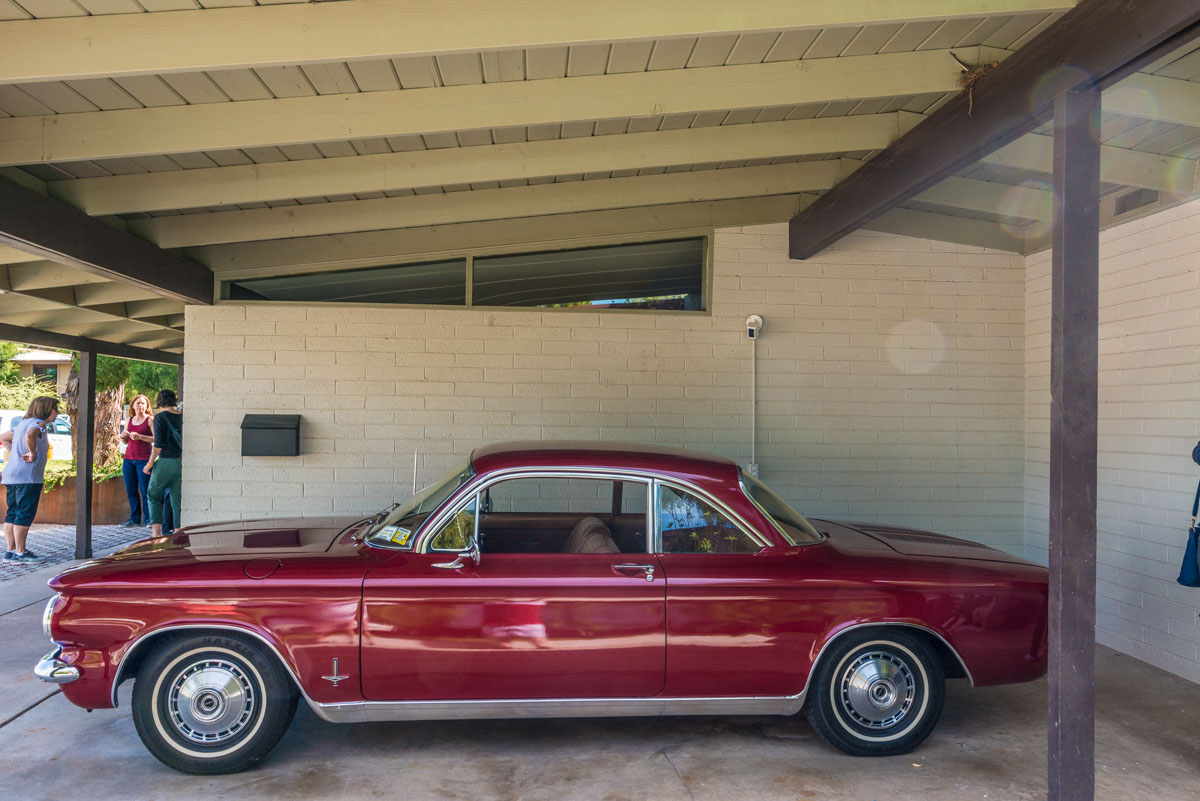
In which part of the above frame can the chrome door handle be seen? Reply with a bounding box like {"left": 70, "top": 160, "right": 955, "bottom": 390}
{"left": 614, "top": 563, "right": 656, "bottom": 582}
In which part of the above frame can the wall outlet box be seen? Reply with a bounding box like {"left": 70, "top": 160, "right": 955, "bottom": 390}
{"left": 747, "top": 462, "right": 759, "bottom": 477}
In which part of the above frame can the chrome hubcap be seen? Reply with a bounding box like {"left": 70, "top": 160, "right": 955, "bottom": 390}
{"left": 839, "top": 650, "right": 915, "bottom": 729}
{"left": 167, "top": 658, "right": 255, "bottom": 744}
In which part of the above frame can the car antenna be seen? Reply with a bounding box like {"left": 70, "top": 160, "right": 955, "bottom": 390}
{"left": 413, "top": 445, "right": 418, "bottom": 496}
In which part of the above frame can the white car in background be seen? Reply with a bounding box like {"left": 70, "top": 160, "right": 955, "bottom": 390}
{"left": 0, "top": 409, "right": 73, "bottom": 462}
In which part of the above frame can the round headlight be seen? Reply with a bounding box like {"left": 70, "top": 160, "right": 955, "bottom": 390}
{"left": 42, "top": 594, "right": 60, "bottom": 642}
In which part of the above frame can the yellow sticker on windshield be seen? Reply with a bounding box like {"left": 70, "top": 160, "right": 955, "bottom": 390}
{"left": 378, "top": 526, "right": 413, "bottom": 547}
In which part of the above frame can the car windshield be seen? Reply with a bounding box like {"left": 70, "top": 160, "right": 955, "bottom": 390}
{"left": 740, "top": 471, "right": 824, "bottom": 545}
{"left": 365, "top": 461, "right": 475, "bottom": 547}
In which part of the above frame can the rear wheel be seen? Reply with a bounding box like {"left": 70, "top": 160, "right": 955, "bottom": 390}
{"left": 131, "top": 633, "right": 298, "bottom": 774}
{"left": 804, "top": 628, "right": 944, "bottom": 756}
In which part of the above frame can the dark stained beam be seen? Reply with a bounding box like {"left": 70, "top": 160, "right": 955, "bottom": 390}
{"left": 1047, "top": 85, "right": 1100, "bottom": 801}
{"left": 75, "top": 349, "right": 96, "bottom": 560}
{"left": 0, "top": 175, "right": 214, "bottom": 304}
{"left": 0, "top": 322, "right": 181, "bottom": 365}
{"left": 788, "top": 0, "right": 1200, "bottom": 259}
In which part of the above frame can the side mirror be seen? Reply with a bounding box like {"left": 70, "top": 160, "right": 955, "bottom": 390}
{"left": 433, "top": 539, "right": 481, "bottom": 570}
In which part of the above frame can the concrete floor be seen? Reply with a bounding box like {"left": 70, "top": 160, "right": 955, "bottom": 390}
{"left": 1, "top": 558, "right": 1197, "bottom": 801}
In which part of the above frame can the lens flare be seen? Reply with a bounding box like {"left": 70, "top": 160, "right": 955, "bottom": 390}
{"left": 885, "top": 320, "right": 947, "bottom": 375}
{"left": 998, "top": 177, "right": 1055, "bottom": 240}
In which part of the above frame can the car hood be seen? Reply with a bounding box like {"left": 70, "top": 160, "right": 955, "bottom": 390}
{"left": 49, "top": 516, "right": 374, "bottom": 591}
{"left": 816, "top": 519, "right": 1037, "bottom": 566}
{"left": 113, "top": 516, "right": 369, "bottom": 559}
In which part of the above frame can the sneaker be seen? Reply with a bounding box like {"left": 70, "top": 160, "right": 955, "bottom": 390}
{"left": 13, "top": 550, "right": 46, "bottom": 564}
{"left": 119, "top": 520, "right": 141, "bottom": 528}
{"left": 2, "top": 551, "right": 15, "bottom": 564}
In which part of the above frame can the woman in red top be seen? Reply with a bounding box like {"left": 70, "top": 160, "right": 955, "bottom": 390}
{"left": 119, "top": 394, "right": 155, "bottom": 528}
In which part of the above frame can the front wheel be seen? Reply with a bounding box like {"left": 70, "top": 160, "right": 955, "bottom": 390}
{"left": 804, "top": 628, "right": 945, "bottom": 756}
{"left": 131, "top": 633, "right": 298, "bottom": 774}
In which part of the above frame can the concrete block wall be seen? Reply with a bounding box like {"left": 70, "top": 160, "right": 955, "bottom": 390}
{"left": 1024, "top": 196, "right": 1200, "bottom": 683}
{"left": 182, "top": 225, "right": 1027, "bottom": 551}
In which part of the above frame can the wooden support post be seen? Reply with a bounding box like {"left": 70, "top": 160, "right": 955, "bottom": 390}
{"left": 75, "top": 350, "right": 96, "bottom": 560}
{"left": 1047, "top": 84, "right": 1100, "bottom": 801}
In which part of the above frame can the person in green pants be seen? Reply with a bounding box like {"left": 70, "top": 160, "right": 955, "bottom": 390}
{"left": 145, "top": 389, "right": 182, "bottom": 536}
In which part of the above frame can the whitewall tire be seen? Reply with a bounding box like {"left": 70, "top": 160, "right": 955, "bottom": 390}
{"left": 804, "top": 628, "right": 945, "bottom": 756}
{"left": 131, "top": 633, "right": 298, "bottom": 774}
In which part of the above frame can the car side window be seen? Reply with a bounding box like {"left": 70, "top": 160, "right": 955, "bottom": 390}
{"left": 658, "top": 484, "right": 760, "bottom": 554}
{"left": 469, "top": 476, "right": 648, "bottom": 554}
{"left": 429, "top": 497, "right": 477, "bottom": 551}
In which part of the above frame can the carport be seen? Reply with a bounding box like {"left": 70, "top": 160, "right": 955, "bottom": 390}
{"left": 1, "top": 1, "right": 1199, "bottom": 799}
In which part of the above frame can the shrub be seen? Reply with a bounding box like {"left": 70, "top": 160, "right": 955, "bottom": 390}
{"left": 0, "top": 375, "right": 60, "bottom": 411}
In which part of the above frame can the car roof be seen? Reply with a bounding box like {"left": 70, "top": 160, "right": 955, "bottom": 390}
{"left": 470, "top": 440, "right": 739, "bottom": 480}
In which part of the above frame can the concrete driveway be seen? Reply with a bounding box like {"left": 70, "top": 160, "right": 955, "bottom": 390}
{"left": 1, "top": 559, "right": 1197, "bottom": 801}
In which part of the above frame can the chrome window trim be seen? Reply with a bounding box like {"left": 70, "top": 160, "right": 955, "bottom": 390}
{"left": 428, "top": 490, "right": 481, "bottom": 553}
{"left": 737, "top": 477, "right": 826, "bottom": 547}
{"left": 110, "top": 624, "right": 316, "bottom": 710}
{"left": 363, "top": 461, "right": 476, "bottom": 551}
{"left": 415, "top": 467, "right": 659, "bottom": 554}
{"left": 653, "top": 478, "right": 771, "bottom": 552}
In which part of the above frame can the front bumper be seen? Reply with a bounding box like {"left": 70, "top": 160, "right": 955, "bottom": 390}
{"left": 35, "top": 646, "right": 80, "bottom": 684}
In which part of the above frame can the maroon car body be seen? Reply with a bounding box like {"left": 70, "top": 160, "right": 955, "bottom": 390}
{"left": 38, "top": 442, "right": 1048, "bottom": 772}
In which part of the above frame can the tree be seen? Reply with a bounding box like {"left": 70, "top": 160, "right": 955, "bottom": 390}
{"left": 63, "top": 365, "right": 125, "bottom": 468}
{"left": 0, "top": 341, "right": 21, "bottom": 383}
{"left": 93, "top": 355, "right": 177, "bottom": 403}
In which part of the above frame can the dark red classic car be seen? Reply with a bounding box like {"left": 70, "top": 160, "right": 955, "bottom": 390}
{"left": 37, "top": 442, "right": 1048, "bottom": 774}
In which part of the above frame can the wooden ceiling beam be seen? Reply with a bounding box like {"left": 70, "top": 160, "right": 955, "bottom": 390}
{"left": 0, "top": 245, "right": 42, "bottom": 265}
{"left": 0, "top": 322, "right": 181, "bottom": 362}
{"left": 0, "top": 175, "right": 214, "bottom": 304}
{"left": 788, "top": 0, "right": 1200, "bottom": 259}
{"left": 863, "top": 207, "right": 1026, "bottom": 252}
{"left": 1103, "top": 71, "right": 1200, "bottom": 128}
{"left": 5, "top": 261, "right": 111, "bottom": 291}
{"left": 0, "top": 48, "right": 976, "bottom": 165}
{"left": 55, "top": 115, "right": 899, "bottom": 216}
{"left": 918, "top": 175, "right": 1053, "bottom": 220}
{"left": 134, "top": 160, "right": 846, "bottom": 248}
{"left": 193, "top": 194, "right": 811, "bottom": 276}
{"left": 982, "top": 132, "right": 1199, "bottom": 195}
{"left": 0, "top": 0, "right": 1073, "bottom": 85}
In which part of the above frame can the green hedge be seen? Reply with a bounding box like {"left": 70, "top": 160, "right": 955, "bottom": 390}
{"left": 42, "top": 460, "right": 123, "bottom": 493}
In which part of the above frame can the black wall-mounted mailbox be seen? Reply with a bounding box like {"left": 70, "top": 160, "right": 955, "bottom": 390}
{"left": 240, "top": 414, "right": 301, "bottom": 457}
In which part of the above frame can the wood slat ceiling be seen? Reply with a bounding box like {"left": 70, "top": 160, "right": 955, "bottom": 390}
{"left": 2, "top": 1, "right": 1199, "bottom": 354}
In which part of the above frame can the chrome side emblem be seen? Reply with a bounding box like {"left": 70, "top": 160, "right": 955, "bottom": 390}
{"left": 322, "top": 658, "right": 349, "bottom": 687}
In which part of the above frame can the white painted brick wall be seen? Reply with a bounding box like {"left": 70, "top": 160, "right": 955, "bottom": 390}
{"left": 1025, "top": 196, "right": 1200, "bottom": 683}
{"left": 184, "top": 226, "right": 1027, "bottom": 554}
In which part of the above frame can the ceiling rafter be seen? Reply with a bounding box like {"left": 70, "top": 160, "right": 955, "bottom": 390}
{"left": 0, "top": 0, "right": 1074, "bottom": 85}
{"left": 0, "top": 48, "right": 981, "bottom": 166}
{"left": 863, "top": 207, "right": 1026, "bottom": 252}
{"left": 0, "top": 175, "right": 214, "bottom": 304}
{"left": 53, "top": 115, "right": 899, "bottom": 216}
{"left": 133, "top": 160, "right": 848, "bottom": 248}
{"left": 788, "top": 0, "right": 1200, "bottom": 258}
{"left": 193, "top": 195, "right": 813, "bottom": 275}
{"left": 0, "top": 322, "right": 181, "bottom": 362}
{"left": 981, "top": 132, "right": 1199, "bottom": 195}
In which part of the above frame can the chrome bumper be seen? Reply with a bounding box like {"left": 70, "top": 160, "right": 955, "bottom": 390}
{"left": 35, "top": 646, "right": 79, "bottom": 684}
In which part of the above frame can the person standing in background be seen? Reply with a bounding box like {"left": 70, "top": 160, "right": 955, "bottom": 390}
{"left": 145, "top": 389, "right": 182, "bottom": 537}
{"left": 0, "top": 396, "right": 59, "bottom": 563}
{"left": 118, "top": 394, "right": 154, "bottom": 528}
